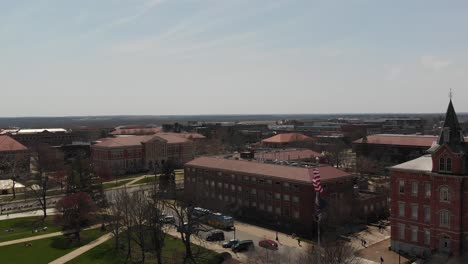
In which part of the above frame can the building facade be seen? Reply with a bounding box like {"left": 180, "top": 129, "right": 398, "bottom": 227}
{"left": 390, "top": 100, "right": 468, "bottom": 257}
{"left": 1, "top": 128, "right": 76, "bottom": 148}
{"left": 0, "top": 135, "right": 30, "bottom": 180}
{"left": 184, "top": 156, "right": 359, "bottom": 235}
{"left": 92, "top": 133, "right": 198, "bottom": 178}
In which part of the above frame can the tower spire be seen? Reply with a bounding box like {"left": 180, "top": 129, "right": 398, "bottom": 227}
{"left": 438, "top": 97, "right": 463, "bottom": 146}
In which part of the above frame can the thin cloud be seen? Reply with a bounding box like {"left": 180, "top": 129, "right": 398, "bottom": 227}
{"left": 420, "top": 55, "right": 451, "bottom": 71}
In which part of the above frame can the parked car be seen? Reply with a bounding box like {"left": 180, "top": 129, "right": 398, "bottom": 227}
{"left": 222, "top": 238, "right": 240, "bottom": 248}
{"left": 232, "top": 240, "right": 254, "bottom": 252}
{"left": 163, "top": 215, "right": 175, "bottom": 224}
{"left": 258, "top": 239, "right": 278, "bottom": 250}
{"left": 176, "top": 222, "right": 189, "bottom": 232}
{"left": 206, "top": 230, "right": 225, "bottom": 241}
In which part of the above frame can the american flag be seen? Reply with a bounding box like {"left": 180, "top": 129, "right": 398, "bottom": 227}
{"left": 309, "top": 167, "right": 323, "bottom": 193}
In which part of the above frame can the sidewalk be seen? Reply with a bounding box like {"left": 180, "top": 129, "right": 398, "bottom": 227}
{"left": 49, "top": 233, "right": 113, "bottom": 264}
{"left": 0, "top": 224, "right": 101, "bottom": 247}
{"left": 0, "top": 208, "right": 57, "bottom": 221}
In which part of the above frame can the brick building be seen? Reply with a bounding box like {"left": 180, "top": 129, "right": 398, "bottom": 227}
{"left": 92, "top": 133, "right": 199, "bottom": 178}
{"left": 390, "top": 99, "right": 468, "bottom": 257}
{"left": 260, "top": 133, "right": 313, "bottom": 148}
{"left": 0, "top": 135, "right": 30, "bottom": 180}
{"left": 0, "top": 128, "right": 75, "bottom": 148}
{"left": 184, "top": 156, "right": 360, "bottom": 235}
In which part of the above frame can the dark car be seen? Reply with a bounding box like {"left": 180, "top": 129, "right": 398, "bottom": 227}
{"left": 232, "top": 240, "right": 254, "bottom": 252}
{"left": 162, "top": 215, "right": 175, "bottom": 224}
{"left": 206, "top": 230, "right": 225, "bottom": 241}
{"left": 258, "top": 239, "right": 278, "bottom": 250}
{"left": 222, "top": 238, "right": 240, "bottom": 248}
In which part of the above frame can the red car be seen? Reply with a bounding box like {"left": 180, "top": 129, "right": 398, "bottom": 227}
{"left": 258, "top": 239, "right": 278, "bottom": 250}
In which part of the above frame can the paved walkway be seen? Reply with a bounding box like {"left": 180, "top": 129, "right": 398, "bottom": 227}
{"left": 0, "top": 208, "right": 57, "bottom": 221}
{"left": 0, "top": 224, "right": 101, "bottom": 247}
{"left": 49, "top": 232, "right": 113, "bottom": 264}
{"left": 356, "top": 238, "right": 408, "bottom": 264}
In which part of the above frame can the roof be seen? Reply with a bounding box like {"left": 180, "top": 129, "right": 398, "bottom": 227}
{"left": 255, "top": 149, "right": 322, "bottom": 161}
{"left": 353, "top": 134, "right": 439, "bottom": 147}
{"left": 0, "top": 135, "right": 28, "bottom": 152}
{"left": 93, "top": 135, "right": 154, "bottom": 148}
{"left": 390, "top": 155, "right": 433, "bottom": 172}
{"left": 186, "top": 156, "right": 351, "bottom": 183}
{"left": 0, "top": 180, "right": 25, "bottom": 190}
{"left": 110, "top": 127, "right": 162, "bottom": 135}
{"left": 93, "top": 132, "right": 199, "bottom": 148}
{"left": 261, "top": 133, "right": 312, "bottom": 144}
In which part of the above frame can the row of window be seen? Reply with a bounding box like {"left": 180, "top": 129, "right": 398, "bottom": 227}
{"left": 398, "top": 181, "right": 451, "bottom": 202}
{"left": 398, "top": 223, "right": 431, "bottom": 245}
{"left": 204, "top": 192, "right": 300, "bottom": 219}
{"left": 439, "top": 157, "right": 452, "bottom": 172}
{"left": 398, "top": 202, "right": 450, "bottom": 227}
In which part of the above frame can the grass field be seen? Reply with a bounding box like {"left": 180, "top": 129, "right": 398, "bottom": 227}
{"left": 0, "top": 228, "right": 105, "bottom": 264}
{"left": 0, "top": 216, "right": 62, "bottom": 243}
{"left": 132, "top": 175, "right": 158, "bottom": 185}
{"left": 103, "top": 179, "right": 133, "bottom": 189}
{"left": 69, "top": 235, "right": 219, "bottom": 264}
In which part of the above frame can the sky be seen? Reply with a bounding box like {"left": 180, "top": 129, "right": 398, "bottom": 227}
{"left": 1, "top": 0, "right": 468, "bottom": 117}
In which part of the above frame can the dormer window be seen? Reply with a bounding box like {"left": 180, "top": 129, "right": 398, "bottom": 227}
{"left": 439, "top": 156, "right": 452, "bottom": 173}
{"left": 443, "top": 128, "right": 450, "bottom": 143}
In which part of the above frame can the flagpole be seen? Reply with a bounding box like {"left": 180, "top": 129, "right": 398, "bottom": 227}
{"left": 315, "top": 157, "right": 321, "bottom": 264}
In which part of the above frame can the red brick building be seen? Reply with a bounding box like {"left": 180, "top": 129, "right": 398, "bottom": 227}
{"left": 390, "top": 100, "right": 468, "bottom": 257}
{"left": 260, "top": 133, "right": 313, "bottom": 148}
{"left": 92, "top": 133, "right": 200, "bottom": 178}
{"left": 0, "top": 135, "right": 30, "bottom": 180}
{"left": 0, "top": 128, "right": 76, "bottom": 148}
{"left": 184, "top": 156, "right": 359, "bottom": 234}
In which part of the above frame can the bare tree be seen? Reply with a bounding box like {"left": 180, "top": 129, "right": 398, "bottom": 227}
{"left": 298, "top": 242, "right": 362, "bottom": 264}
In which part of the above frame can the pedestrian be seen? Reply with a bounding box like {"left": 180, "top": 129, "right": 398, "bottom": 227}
{"left": 364, "top": 239, "right": 367, "bottom": 247}
{"left": 297, "top": 237, "right": 301, "bottom": 247}
{"left": 380, "top": 256, "right": 384, "bottom": 263}
{"left": 275, "top": 231, "right": 279, "bottom": 242}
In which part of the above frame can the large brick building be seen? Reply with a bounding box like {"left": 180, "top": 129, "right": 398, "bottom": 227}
{"left": 390, "top": 99, "right": 468, "bottom": 257}
{"left": 0, "top": 135, "right": 30, "bottom": 180}
{"left": 0, "top": 128, "right": 75, "bottom": 148}
{"left": 184, "top": 156, "right": 386, "bottom": 235}
{"left": 92, "top": 133, "right": 200, "bottom": 178}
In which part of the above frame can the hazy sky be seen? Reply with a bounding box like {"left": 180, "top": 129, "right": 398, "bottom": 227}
{"left": 1, "top": 0, "right": 467, "bottom": 116}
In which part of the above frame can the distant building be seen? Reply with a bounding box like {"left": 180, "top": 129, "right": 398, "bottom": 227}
{"left": 92, "top": 133, "right": 202, "bottom": 178}
{"left": 353, "top": 134, "right": 468, "bottom": 166}
{"left": 390, "top": 100, "right": 468, "bottom": 257}
{"left": 0, "top": 128, "right": 75, "bottom": 148}
{"left": 254, "top": 148, "right": 324, "bottom": 163}
{"left": 110, "top": 127, "right": 163, "bottom": 136}
{"left": 0, "top": 135, "right": 30, "bottom": 180}
{"left": 0, "top": 180, "right": 26, "bottom": 195}
{"left": 260, "top": 133, "right": 313, "bottom": 148}
{"left": 184, "top": 156, "right": 386, "bottom": 235}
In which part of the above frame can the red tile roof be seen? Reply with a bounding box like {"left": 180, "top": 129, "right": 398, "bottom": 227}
{"left": 186, "top": 156, "right": 351, "bottom": 183}
{"left": 255, "top": 149, "right": 322, "bottom": 161}
{"left": 353, "top": 134, "right": 440, "bottom": 147}
{"left": 261, "top": 133, "right": 313, "bottom": 144}
{"left": 0, "top": 135, "right": 28, "bottom": 152}
{"left": 155, "top": 133, "right": 190, "bottom": 144}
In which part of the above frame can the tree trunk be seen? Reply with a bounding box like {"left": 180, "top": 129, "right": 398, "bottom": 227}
{"left": 156, "top": 250, "right": 163, "bottom": 264}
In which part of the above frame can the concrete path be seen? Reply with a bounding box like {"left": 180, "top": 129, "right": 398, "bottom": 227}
{"left": 0, "top": 224, "right": 101, "bottom": 247}
{"left": 49, "top": 232, "right": 113, "bottom": 264}
{"left": 0, "top": 208, "right": 56, "bottom": 221}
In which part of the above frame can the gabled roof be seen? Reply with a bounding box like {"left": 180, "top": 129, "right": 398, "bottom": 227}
{"left": 390, "top": 155, "right": 432, "bottom": 172}
{"left": 186, "top": 156, "right": 351, "bottom": 183}
{"left": 261, "top": 133, "right": 312, "bottom": 144}
{"left": 93, "top": 135, "right": 153, "bottom": 148}
{"left": 0, "top": 135, "right": 28, "bottom": 152}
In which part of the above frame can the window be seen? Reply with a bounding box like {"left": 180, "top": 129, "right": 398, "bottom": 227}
{"left": 399, "top": 180, "right": 405, "bottom": 194}
{"left": 425, "top": 183, "right": 431, "bottom": 198}
{"left": 399, "top": 223, "right": 405, "bottom": 239}
{"left": 411, "top": 204, "right": 418, "bottom": 220}
{"left": 283, "top": 182, "right": 290, "bottom": 189}
{"left": 275, "top": 207, "right": 281, "bottom": 215}
{"left": 267, "top": 179, "right": 272, "bottom": 185}
{"left": 217, "top": 182, "right": 222, "bottom": 188}
{"left": 211, "top": 181, "right": 215, "bottom": 187}
{"left": 440, "top": 210, "right": 450, "bottom": 227}
{"left": 267, "top": 205, "right": 273, "bottom": 212}
{"left": 243, "top": 176, "right": 249, "bottom": 181}
{"left": 231, "top": 174, "right": 235, "bottom": 180}
{"left": 224, "top": 183, "right": 229, "bottom": 189}
{"left": 424, "top": 207, "right": 431, "bottom": 222}
{"left": 292, "top": 196, "right": 299, "bottom": 203}
{"left": 411, "top": 182, "right": 418, "bottom": 196}
{"left": 237, "top": 186, "right": 242, "bottom": 192}
{"left": 424, "top": 229, "right": 430, "bottom": 245}
{"left": 275, "top": 193, "right": 281, "bottom": 200}
{"left": 251, "top": 177, "right": 257, "bottom": 183}
{"left": 399, "top": 202, "right": 405, "bottom": 217}
{"left": 293, "top": 210, "right": 300, "bottom": 219}
{"left": 446, "top": 158, "right": 452, "bottom": 172}
{"left": 411, "top": 226, "right": 418, "bottom": 242}
{"left": 259, "top": 203, "right": 265, "bottom": 210}
{"left": 231, "top": 185, "right": 235, "bottom": 191}
{"left": 283, "top": 194, "right": 290, "bottom": 201}
{"left": 218, "top": 194, "right": 222, "bottom": 200}
{"left": 440, "top": 187, "right": 449, "bottom": 202}
{"left": 251, "top": 188, "right": 257, "bottom": 195}
{"left": 439, "top": 158, "right": 445, "bottom": 171}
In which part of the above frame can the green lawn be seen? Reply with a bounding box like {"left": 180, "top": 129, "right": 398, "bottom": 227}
{"left": 0, "top": 216, "right": 62, "bottom": 243}
{"left": 132, "top": 176, "right": 158, "bottom": 185}
{"left": 103, "top": 179, "right": 133, "bottom": 189}
{"left": 69, "top": 235, "right": 219, "bottom": 264}
{"left": 0, "top": 228, "right": 105, "bottom": 264}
